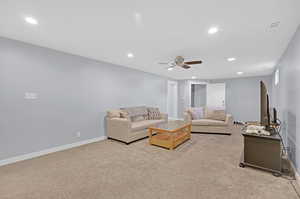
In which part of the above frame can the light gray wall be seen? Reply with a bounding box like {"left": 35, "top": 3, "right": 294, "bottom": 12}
{"left": 191, "top": 84, "right": 195, "bottom": 107}
{"left": 212, "top": 76, "right": 273, "bottom": 122}
{"left": 193, "top": 84, "right": 206, "bottom": 107}
{"left": 178, "top": 75, "right": 273, "bottom": 121}
{"left": 271, "top": 25, "right": 300, "bottom": 173}
{"left": 0, "top": 37, "right": 168, "bottom": 160}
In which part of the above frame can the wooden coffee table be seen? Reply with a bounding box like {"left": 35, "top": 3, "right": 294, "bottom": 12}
{"left": 148, "top": 120, "right": 191, "bottom": 150}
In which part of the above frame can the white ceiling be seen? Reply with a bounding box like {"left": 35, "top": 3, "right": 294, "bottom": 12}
{"left": 0, "top": 0, "right": 299, "bottom": 80}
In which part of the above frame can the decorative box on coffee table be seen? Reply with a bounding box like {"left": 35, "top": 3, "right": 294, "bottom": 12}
{"left": 148, "top": 120, "right": 191, "bottom": 150}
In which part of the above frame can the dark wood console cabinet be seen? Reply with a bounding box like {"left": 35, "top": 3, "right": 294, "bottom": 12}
{"left": 240, "top": 133, "right": 282, "bottom": 176}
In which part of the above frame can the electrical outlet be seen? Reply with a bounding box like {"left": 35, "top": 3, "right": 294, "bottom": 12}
{"left": 76, "top": 132, "right": 81, "bottom": 138}
{"left": 24, "top": 92, "right": 38, "bottom": 100}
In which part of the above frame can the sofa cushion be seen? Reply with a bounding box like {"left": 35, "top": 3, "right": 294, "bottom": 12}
{"left": 192, "top": 119, "right": 227, "bottom": 126}
{"left": 188, "top": 107, "right": 205, "bottom": 120}
{"left": 147, "top": 107, "right": 161, "bottom": 120}
{"left": 131, "top": 120, "right": 165, "bottom": 132}
{"left": 205, "top": 109, "right": 226, "bottom": 121}
{"left": 132, "top": 115, "right": 145, "bottom": 122}
{"left": 107, "top": 110, "right": 121, "bottom": 118}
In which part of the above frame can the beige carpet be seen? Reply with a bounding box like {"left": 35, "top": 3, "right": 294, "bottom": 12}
{"left": 0, "top": 126, "right": 299, "bottom": 199}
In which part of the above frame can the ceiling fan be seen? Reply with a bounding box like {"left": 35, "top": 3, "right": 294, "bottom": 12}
{"left": 158, "top": 56, "right": 202, "bottom": 69}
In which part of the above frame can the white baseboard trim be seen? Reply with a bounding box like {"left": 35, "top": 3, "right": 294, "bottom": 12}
{"left": 290, "top": 161, "right": 300, "bottom": 187}
{"left": 295, "top": 171, "right": 300, "bottom": 188}
{"left": 0, "top": 136, "right": 107, "bottom": 167}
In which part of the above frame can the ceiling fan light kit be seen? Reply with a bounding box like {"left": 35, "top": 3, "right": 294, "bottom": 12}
{"left": 159, "top": 56, "right": 202, "bottom": 70}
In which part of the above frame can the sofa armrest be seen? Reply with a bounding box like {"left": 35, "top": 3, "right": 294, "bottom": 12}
{"left": 106, "top": 117, "right": 131, "bottom": 141}
{"left": 184, "top": 111, "right": 192, "bottom": 123}
{"left": 225, "top": 114, "right": 234, "bottom": 126}
{"left": 160, "top": 113, "right": 168, "bottom": 122}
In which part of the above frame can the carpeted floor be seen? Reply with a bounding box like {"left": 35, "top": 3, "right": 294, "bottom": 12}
{"left": 0, "top": 126, "right": 299, "bottom": 199}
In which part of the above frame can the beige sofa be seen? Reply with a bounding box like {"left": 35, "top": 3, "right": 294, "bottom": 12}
{"left": 106, "top": 106, "right": 168, "bottom": 144}
{"left": 184, "top": 107, "right": 233, "bottom": 135}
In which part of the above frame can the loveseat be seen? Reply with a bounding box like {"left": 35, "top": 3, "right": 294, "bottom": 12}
{"left": 184, "top": 107, "right": 233, "bottom": 135}
{"left": 106, "top": 106, "right": 168, "bottom": 144}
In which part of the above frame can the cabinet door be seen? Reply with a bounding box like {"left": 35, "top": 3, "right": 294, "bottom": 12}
{"left": 206, "top": 83, "right": 225, "bottom": 109}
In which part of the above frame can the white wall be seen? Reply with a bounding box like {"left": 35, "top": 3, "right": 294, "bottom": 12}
{"left": 167, "top": 80, "right": 178, "bottom": 118}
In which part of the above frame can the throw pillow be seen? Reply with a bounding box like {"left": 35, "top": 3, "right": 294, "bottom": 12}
{"left": 142, "top": 114, "right": 149, "bottom": 120}
{"left": 120, "top": 106, "right": 148, "bottom": 117}
{"left": 120, "top": 110, "right": 130, "bottom": 120}
{"left": 205, "top": 109, "right": 226, "bottom": 121}
{"left": 189, "top": 107, "right": 204, "bottom": 120}
{"left": 147, "top": 107, "right": 161, "bottom": 120}
{"left": 107, "top": 110, "right": 121, "bottom": 118}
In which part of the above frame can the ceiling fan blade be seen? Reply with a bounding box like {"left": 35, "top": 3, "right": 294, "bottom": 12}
{"left": 182, "top": 64, "right": 191, "bottom": 69}
{"left": 184, "top": 60, "right": 202, "bottom": 65}
{"left": 166, "top": 66, "right": 175, "bottom": 70}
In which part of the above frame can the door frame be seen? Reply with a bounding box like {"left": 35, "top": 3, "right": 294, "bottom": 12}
{"left": 167, "top": 80, "right": 178, "bottom": 119}
{"left": 188, "top": 80, "right": 208, "bottom": 108}
{"left": 206, "top": 83, "right": 226, "bottom": 109}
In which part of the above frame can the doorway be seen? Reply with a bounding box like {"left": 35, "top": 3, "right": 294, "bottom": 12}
{"left": 206, "top": 83, "right": 226, "bottom": 109}
{"left": 189, "top": 81, "right": 225, "bottom": 109}
{"left": 191, "top": 84, "right": 207, "bottom": 107}
{"left": 167, "top": 80, "right": 178, "bottom": 119}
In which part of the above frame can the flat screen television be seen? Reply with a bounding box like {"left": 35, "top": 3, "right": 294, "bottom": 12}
{"left": 260, "top": 81, "right": 270, "bottom": 128}
{"left": 272, "top": 108, "right": 277, "bottom": 124}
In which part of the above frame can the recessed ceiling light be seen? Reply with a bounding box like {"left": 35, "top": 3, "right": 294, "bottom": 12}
{"left": 127, "top": 53, "right": 134, "bottom": 58}
{"left": 227, "top": 57, "right": 236, "bottom": 62}
{"left": 192, "top": 76, "right": 197, "bottom": 79}
{"left": 237, "top": 72, "right": 244, "bottom": 75}
{"left": 167, "top": 67, "right": 174, "bottom": 71}
{"left": 134, "top": 12, "right": 141, "bottom": 19}
{"left": 25, "top": 17, "right": 38, "bottom": 25}
{"left": 208, "top": 26, "right": 219, "bottom": 34}
{"left": 134, "top": 12, "right": 142, "bottom": 23}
